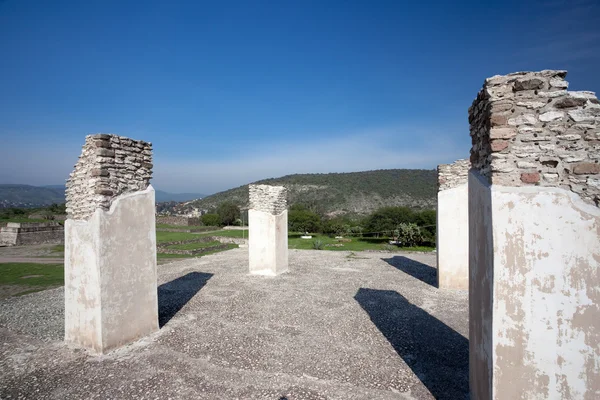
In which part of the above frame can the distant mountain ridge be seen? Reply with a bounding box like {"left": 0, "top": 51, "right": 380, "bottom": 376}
{"left": 0, "top": 184, "right": 205, "bottom": 208}
{"left": 184, "top": 169, "right": 437, "bottom": 216}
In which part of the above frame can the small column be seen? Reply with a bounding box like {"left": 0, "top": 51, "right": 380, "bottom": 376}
{"left": 248, "top": 184, "right": 288, "bottom": 275}
{"left": 468, "top": 71, "right": 600, "bottom": 399}
{"left": 436, "top": 159, "right": 470, "bottom": 289}
{"left": 64, "top": 134, "right": 158, "bottom": 354}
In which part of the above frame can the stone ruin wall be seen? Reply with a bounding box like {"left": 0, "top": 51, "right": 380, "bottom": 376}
{"left": 249, "top": 184, "right": 287, "bottom": 214}
{"left": 0, "top": 222, "right": 64, "bottom": 246}
{"left": 66, "top": 134, "right": 153, "bottom": 220}
{"left": 438, "top": 159, "right": 471, "bottom": 191}
{"left": 469, "top": 70, "right": 600, "bottom": 206}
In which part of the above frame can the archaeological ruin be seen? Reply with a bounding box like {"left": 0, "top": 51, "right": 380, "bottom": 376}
{"left": 0, "top": 221, "right": 64, "bottom": 246}
{"left": 248, "top": 184, "right": 289, "bottom": 275}
{"left": 436, "top": 159, "right": 470, "bottom": 289}
{"left": 64, "top": 134, "right": 158, "bottom": 354}
{"left": 468, "top": 70, "right": 599, "bottom": 399}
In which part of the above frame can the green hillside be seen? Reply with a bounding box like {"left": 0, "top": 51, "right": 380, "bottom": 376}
{"left": 185, "top": 169, "right": 437, "bottom": 216}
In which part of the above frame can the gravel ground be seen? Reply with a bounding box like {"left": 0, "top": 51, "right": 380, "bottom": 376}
{"left": 0, "top": 249, "right": 468, "bottom": 399}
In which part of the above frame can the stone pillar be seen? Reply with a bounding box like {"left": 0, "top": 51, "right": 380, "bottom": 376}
{"left": 248, "top": 184, "right": 288, "bottom": 275}
{"left": 468, "top": 71, "right": 600, "bottom": 399}
{"left": 64, "top": 134, "right": 158, "bottom": 354}
{"left": 436, "top": 159, "right": 470, "bottom": 289}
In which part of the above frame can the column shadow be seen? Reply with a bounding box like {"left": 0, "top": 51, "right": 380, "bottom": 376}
{"left": 158, "top": 271, "right": 213, "bottom": 327}
{"left": 354, "top": 288, "right": 469, "bottom": 400}
{"left": 381, "top": 256, "right": 437, "bottom": 287}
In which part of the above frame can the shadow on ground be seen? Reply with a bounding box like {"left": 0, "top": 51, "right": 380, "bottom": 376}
{"left": 354, "top": 288, "right": 469, "bottom": 400}
{"left": 381, "top": 256, "right": 437, "bottom": 287}
{"left": 158, "top": 272, "right": 213, "bottom": 327}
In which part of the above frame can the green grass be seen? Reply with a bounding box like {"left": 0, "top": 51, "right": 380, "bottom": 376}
{"left": 156, "top": 253, "right": 200, "bottom": 259}
{"left": 51, "top": 244, "right": 64, "bottom": 254}
{"left": 0, "top": 263, "right": 64, "bottom": 287}
{"left": 156, "top": 231, "right": 202, "bottom": 243}
{"left": 156, "top": 224, "right": 219, "bottom": 232}
{"left": 287, "top": 234, "right": 435, "bottom": 252}
{"left": 197, "top": 229, "right": 248, "bottom": 238}
{"left": 166, "top": 240, "right": 222, "bottom": 250}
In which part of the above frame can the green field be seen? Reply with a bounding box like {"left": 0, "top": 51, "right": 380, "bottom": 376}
{"left": 166, "top": 240, "right": 223, "bottom": 250}
{"left": 156, "top": 231, "right": 202, "bottom": 243}
{"left": 288, "top": 234, "right": 434, "bottom": 252}
{"left": 0, "top": 263, "right": 64, "bottom": 296}
{"left": 156, "top": 224, "right": 219, "bottom": 232}
{"left": 197, "top": 229, "right": 248, "bottom": 238}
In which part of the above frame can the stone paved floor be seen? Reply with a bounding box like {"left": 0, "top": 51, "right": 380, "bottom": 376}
{"left": 0, "top": 249, "right": 469, "bottom": 399}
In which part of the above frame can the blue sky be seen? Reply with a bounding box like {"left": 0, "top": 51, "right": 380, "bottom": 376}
{"left": 1, "top": 0, "right": 599, "bottom": 194}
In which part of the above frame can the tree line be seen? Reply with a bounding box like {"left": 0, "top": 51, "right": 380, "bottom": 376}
{"left": 200, "top": 201, "right": 436, "bottom": 247}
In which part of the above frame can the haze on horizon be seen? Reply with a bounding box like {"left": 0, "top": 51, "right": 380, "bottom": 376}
{"left": 1, "top": 0, "right": 599, "bottom": 194}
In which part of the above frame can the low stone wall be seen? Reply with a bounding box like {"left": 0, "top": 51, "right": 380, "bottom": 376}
{"left": 0, "top": 222, "right": 64, "bottom": 246}
{"left": 157, "top": 237, "right": 237, "bottom": 255}
{"left": 204, "top": 236, "right": 248, "bottom": 245}
{"left": 156, "top": 216, "right": 202, "bottom": 226}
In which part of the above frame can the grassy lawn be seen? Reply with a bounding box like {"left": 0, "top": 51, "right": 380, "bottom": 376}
{"left": 288, "top": 234, "right": 435, "bottom": 252}
{"left": 197, "top": 229, "right": 248, "bottom": 238}
{"left": 166, "top": 240, "right": 223, "bottom": 250}
{"left": 156, "top": 231, "right": 203, "bottom": 243}
{"left": 156, "top": 224, "right": 219, "bottom": 232}
{"left": 0, "top": 263, "right": 64, "bottom": 296}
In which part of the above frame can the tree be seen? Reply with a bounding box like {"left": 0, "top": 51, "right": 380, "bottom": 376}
{"left": 201, "top": 213, "right": 221, "bottom": 226}
{"left": 216, "top": 202, "right": 241, "bottom": 226}
{"left": 395, "top": 223, "right": 423, "bottom": 247}
{"left": 363, "top": 206, "right": 415, "bottom": 235}
{"left": 288, "top": 204, "right": 322, "bottom": 233}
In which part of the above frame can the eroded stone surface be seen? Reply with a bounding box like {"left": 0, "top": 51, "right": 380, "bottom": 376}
{"left": 469, "top": 70, "right": 600, "bottom": 206}
{"left": 65, "top": 134, "right": 153, "bottom": 220}
{"left": 437, "top": 159, "right": 470, "bottom": 192}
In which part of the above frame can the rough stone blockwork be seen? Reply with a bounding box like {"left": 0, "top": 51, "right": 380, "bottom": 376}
{"left": 249, "top": 184, "right": 287, "bottom": 214}
{"left": 469, "top": 70, "right": 600, "bottom": 206}
{"left": 438, "top": 159, "right": 470, "bottom": 191}
{"left": 66, "top": 134, "right": 153, "bottom": 220}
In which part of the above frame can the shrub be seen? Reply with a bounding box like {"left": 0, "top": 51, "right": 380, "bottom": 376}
{"left": 201, "top": 213, "right": 220, "bottom": 226}
{"left": 396, "top": 223, "right": 423, "bottom": 247}
{"left": 312, "top": 239, "right": 324, "bottom": 250}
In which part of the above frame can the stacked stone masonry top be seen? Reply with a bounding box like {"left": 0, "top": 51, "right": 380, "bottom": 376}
{"left": 249, "top": 185, "right": 288, "bottom": 215}
{"left": 469, "top": 70, "right": 600, "bottom": 207}
{"left": 438, "top": 159, "right": 470, "bottom": 191}
{"left": 65, "top": 134, "right": 153, "bottom": 220}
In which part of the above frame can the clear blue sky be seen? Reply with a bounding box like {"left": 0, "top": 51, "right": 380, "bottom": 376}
{"left": 1, "top": 0, "right": 599, "bottom": 194}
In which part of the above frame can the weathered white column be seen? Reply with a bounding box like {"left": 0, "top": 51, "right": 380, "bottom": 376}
{"left": 469, "top": 70, "right": 600, "bottom": 399}
{"left": 436, "top": 159, "right": 470, "bottom": 289}
{"left": 64, "top": 134, "right": 158, "bottom": 354}
{"left": 248, "top": 184, "right": 288, "bottom": 275}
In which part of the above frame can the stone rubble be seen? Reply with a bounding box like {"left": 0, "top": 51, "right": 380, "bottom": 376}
{"left": 437, "top": 159, "right": 470, "bottom": 191}
{"left": 469, "top": 70, "right": 600, "bottom": 206}
{"left": 65, "top": 134, "right": 153, "bottom": 220}
{"left": 249, "top": 184, "right": 287, "bottom": 215}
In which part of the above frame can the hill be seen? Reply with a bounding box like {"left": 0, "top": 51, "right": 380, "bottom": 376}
{"left": 0, "top": 184, "right": 205, "bottom": 208}
{"left": 0, "top": 184, "right": 65, "bottom": 208}
{"left": 184, "top": 169, "right": 437, "bottom": 216}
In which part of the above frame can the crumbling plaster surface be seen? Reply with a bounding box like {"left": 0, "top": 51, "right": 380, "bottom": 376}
{"left": 491, "top": 183, "right": 599, "bottom": 400}
{"left": 469, "top": 170, "right": 599, "bottom": 400}
{"left": 65, "top": 186, "right": 158, "bottom": 354}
